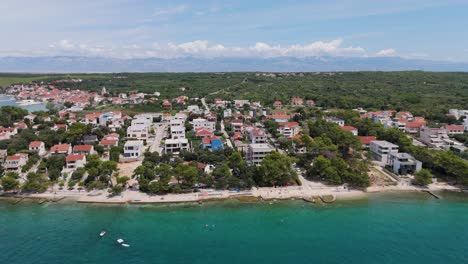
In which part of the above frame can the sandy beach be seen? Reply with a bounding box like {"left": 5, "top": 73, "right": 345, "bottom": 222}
{"left": 4, "top": 178, "right": 461, "bottom": 205}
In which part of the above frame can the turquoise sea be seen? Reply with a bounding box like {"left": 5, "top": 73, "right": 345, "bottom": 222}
{"left": 0, "top": 94, "right": 46, "bottom": 112}
{"left": 1, "top": 192, "right": 468, "bottom": 264}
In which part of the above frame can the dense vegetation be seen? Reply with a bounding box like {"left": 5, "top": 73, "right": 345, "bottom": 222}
{"left": 2, "top": 72, "right": 467, "bottom": 122}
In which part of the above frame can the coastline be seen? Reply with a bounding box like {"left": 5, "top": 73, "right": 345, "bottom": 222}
{"left": 1, "top": 181, "right": 462, "bottom": 205}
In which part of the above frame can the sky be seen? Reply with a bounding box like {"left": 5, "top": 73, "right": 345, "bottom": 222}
{"left": 1, "top": 0, "right": 468, "bottom": 61}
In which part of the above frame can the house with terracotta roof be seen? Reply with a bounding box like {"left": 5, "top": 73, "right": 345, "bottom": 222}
{"left": 0, "top": 127, "right": 18, "bottom": 137}
{"left": 50, "top": 144, "right": 72, "bottom": 155}
{"left": 201, "top": 136, "right": 224, "bottom": 152}
{"left": 162, "top": 100, "right": 172, "bottom": 109}
{"left": 53, "top": 123, "right": 68, "bottom": 131}
{"left": 404, "top": 120, "right": 426, "bottom": 134}
{"left": 15, "top": 122, "right": 28, "bottom": 130}
{"left": 231, "top": 131, "right": 243, "bottom": 141}
{"left": 73, "top": 145, "right": 95, "bottom": 155}
{"left": 359, "top": 136, "right": 377, "bottom": 148}
{"left": 266, "top": 113, "right": 291, "bottom": 123}
{"left": 273, "top": 101, "right": 282, "bottom": 108}
{"left": 278, "top": 122, "right": 300, "bottom": 138}
{"left": 445, "top": 125, "right": 464, "bottom": 135}
{"left": 306, "top": 100, "right": 315, "bottom": 107}
{"left": 29, "top": 141, "right": 46, "bottom": 156}
{"left": 291, "top": 97, "right": 304, "bottom": 106}
{"left": 103, "top": 133, "right": 120, "bottom": 141}
{"left": 66, "top": 154, "right": 86, "bottom": 170}
{"left": 99, "top": 139, "right": 119, "bottom": 149}
{"left": 196, "top": 127, "right": 214, "bottom": 138}
{"left": 4, "top": 153, "right": 28, "bottom": 171}
{"left": 341, "top": 125, "right": 358, "bottom": 136}
{"left": 83, "top": 112, "right": 101, "bottom": 124}
{"left": 230, "top": 119, "right": 244, "bottom": 132}
{"left": 0, "top": 132, "right": 9, "bottom": 141}
{"left": 249, "top": 128, "right": 268, "bottom": 143}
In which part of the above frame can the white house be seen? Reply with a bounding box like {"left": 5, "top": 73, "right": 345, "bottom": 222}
{"left": 387, "top": 152, "right": 422, "bottom": 175}
{"left": 278, "top": 122, "right": 301, "bottom": 138}
{"left": 4, "top": 153, "right": 28, "bottom": 171}
{"left": 50, "top": 144, "right": 72, "bottom": 155}
{"left": 191, "top": 118, "right": 216, "bottom": 131}
{"left": 29, "top": 141, "right": 46, "bottom": 156}
{"left": 131, "top": 117, "right": 151, "bottom": 127}
{"left": 249, "top": 128, "right": 268, "bottom": 144}
{"left": 369, "top": 140, "right": 399, "bottom": 164}
{"left": 325, "top": 117, "right": 345, "bottom": 127}
{"left": 123, "top": 140, "right": 145, "bottom": 158}
{"left": 247, "top": 143, "right": 275, "bottom": 165}
{"left": 341, "top": 125, "right": 358, "bottom": 136}
{"left": 419, "top": 126, "right": 450, "bottom": 149}
{"left": 164, "top": 138, "right": 190, "bottom": 154}
{"left": 170, "top": 125, "right": 186, "bottom": 139}
{"left": 65, "top": 154, "right": 86, "bottom": 170}
{"left": 127, "top": 124, "right": 149, "bottom": 140}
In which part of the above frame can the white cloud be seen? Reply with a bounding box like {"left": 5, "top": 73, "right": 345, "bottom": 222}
{"left": 45, "top": 39, "right": 370, "bottom": 59}
{"left": 376, "top": 48, "right": 396, "bottom": 57}
{"left": 153, "top": 5, "right": 188, "bottom": 17}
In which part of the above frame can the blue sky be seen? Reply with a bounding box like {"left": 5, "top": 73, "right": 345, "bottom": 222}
{"left": 1, "top": 0, "right": 468, "bottom": 61}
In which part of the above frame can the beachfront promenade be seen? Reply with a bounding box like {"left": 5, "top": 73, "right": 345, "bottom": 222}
{"left": 5, "top": 175, "right": 459, "bottom": 204}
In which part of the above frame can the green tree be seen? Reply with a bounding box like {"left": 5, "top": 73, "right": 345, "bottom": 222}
{"left": 1, "top": 176, "right": 20, "bottom": 191}
{"left": 413, "top": 169, "right": 433, "bottom": 186}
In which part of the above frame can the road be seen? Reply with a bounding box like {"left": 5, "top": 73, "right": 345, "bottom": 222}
{"left": 150, "top": 122, "right": 167, "bottom": 154}
{"left": 220, "top": 120, "right": 234, "bottom": 148}
{"left": 202, "top": 97, "right": 234, "bottom": 149}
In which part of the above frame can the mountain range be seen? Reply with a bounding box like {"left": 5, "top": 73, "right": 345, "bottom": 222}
{"left": 1, "top": 56, "right": 468, "bottom": 72}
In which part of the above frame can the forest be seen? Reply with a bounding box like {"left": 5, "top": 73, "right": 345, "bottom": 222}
{"left": 1, "top": 71, "right": 468, "bottom": 122}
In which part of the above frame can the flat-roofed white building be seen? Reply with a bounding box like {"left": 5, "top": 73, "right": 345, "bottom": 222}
{"left": 387, "top": 152, "right": 422, "bottom": 175}
{"left": 370, "top": 140, "right": 399, "bottom": 164}
{"left": 127, "top": 124, "right": 149, "bottom": 140}
{"left": 191, "top": 118, "right": 216, "bottom": 131}
{"left": 170, "top": 125, "right": 186, "bottom": 139}
{"left": 247, "top": 143, "right": 275, "bottom": 165}
{"left": 123, "top": 140, "right": 144, "bottom": 158}
{"left": 164, "top": 138, "right": 190, "bottom": 154}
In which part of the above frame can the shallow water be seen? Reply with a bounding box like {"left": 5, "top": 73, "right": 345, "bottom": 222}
{"left": 1, "top": 192, "right": 468, "bottom": 264}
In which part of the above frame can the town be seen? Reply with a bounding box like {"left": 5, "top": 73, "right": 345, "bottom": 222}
{"left": 0, "top": 79, "right": 467, "bottom": 203}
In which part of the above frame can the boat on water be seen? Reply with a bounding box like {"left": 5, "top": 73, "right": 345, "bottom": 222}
{"left": 121, "top": 243, "right": 130, "bottom": 247}
{"left": 117, "top": 238, "right": 124, "bottom": 244}
{"left": 17, "top": 99, "right": 41, "bottom": 106}
{"left": 99, "top": 231, "right": 106, "bottom": 237}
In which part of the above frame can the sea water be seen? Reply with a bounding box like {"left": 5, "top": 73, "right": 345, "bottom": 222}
{"left": 0, "top": 94, "right": 46, "bottom": 112}
{"left": 1, "top": 192, "right": 468, "bottom": 264}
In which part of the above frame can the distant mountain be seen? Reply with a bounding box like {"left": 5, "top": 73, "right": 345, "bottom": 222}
{"left": 1, "top": 56, "right": 468, "bottom": 72}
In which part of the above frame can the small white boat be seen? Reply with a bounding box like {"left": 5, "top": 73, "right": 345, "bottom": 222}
{"left": 99, "top": 231, "right": 106, "bottom": 237}
{"left": 121, "top": 243, "right": 130, "bottom": 247}
{"left": 117, "top": 238, "right": 124, "bottom": 244}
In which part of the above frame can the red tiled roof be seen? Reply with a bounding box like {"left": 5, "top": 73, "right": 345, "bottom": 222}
{"left": 29, "top": 141, "right": 43, "bottom": 148}
{"left": 100, "top": 139, "right": 117, "bottom": 146}
{"left": 66, "top": 154, "right": 85, "bottom": 162}
{"left": 196, "top": 127, "right": 214, "bottom": 137}
{"left": 341, "top": 125, "right": 357, "bottom": 131}
{"left": 73, "top": 145, "right": 93, "bottom": 152}
{"left": 359, "top": 136, "right": 377, "bottom": 145}
{"left": 445, "top": 125, "right": 464, "bottom": 131}
{"left": 202, "top": 137, "right": 211, "bottom": 144}
{"left": 51, "top": 144, "right": 70, "bottom": 152}
{"left": 278, "top": 122, "right": 299, "bottom": 128}
{"left": 6, "top": 153, "right": 28, "bottom": 161}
